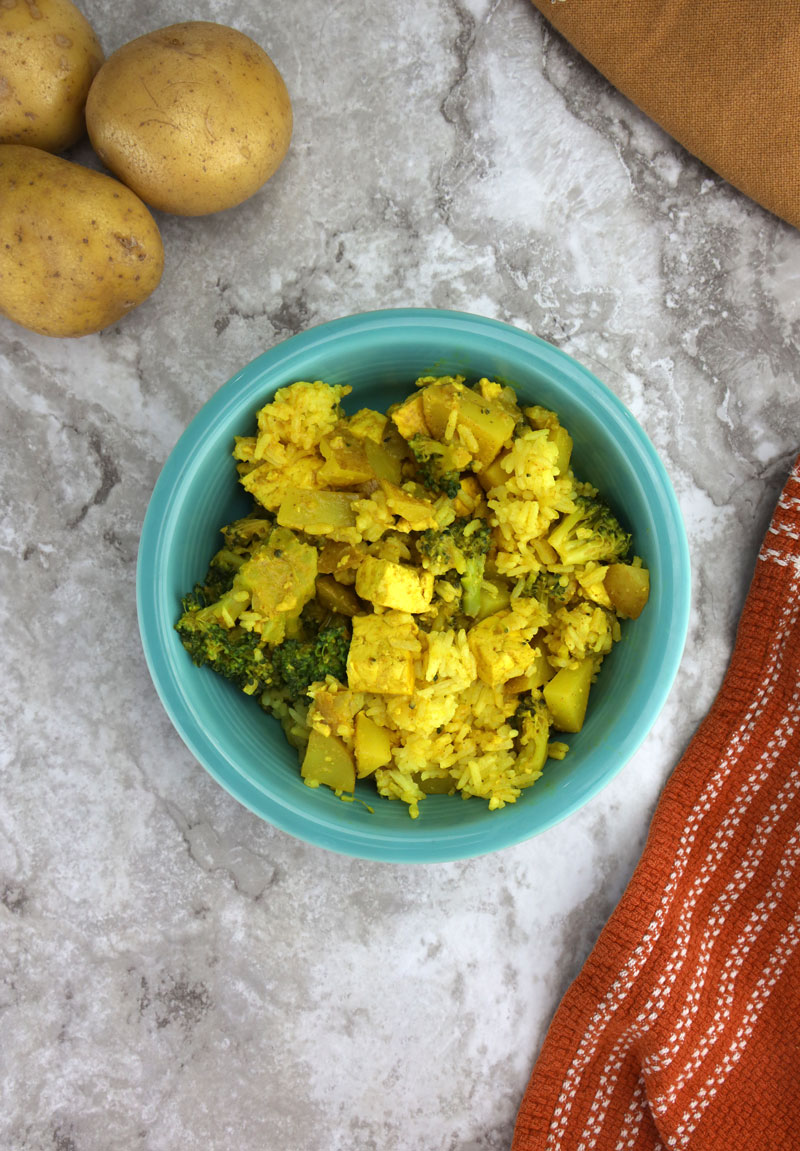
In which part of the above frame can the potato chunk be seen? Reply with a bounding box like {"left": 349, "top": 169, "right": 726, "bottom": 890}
{"left": 315, "top": 575, "right": 362, "bottom": 616}
{"left": 317, "top": 427, "right": 375, "bottom": 486}
{"left": 277, "top": 488, "right": 358, "bottom": 533}
{"left": 301, "top": 729, "right": 355, "bottom": 793}
{"left": 549, "top": 424, "right": 573, "bottom": 476}
{"left": 317, "top": 541, "right": 366, "bottom": 575}
{"left": 473, "top": 579, "right": 511, "bottom": 622}
{"left": 543, "top": 656, "right": 596, "bottom": 732}
{"left": 354, "top": 712, "right": 393, "bottom": 777}
{"left": 234, "top": 527, "right": 317, "bottom": 634}
{"left": 378, "top": 481, "right": 438, "bottom": 530}
{"left": 477, "top": 450, "right": 511, "bottom": 492}
{"left": 363, "top": 439, "right": 403, "bottom": 484}
{"left": 421, "top": 380, "right": 516, "bottom": 467}
{"left": 604, "top": 564, "right": 650, "bottom": 619}
{"left": 419, "top": 380, "right": 460, "bottom": 439}
{"left": 507, "top": 648, "right": 554, "bottom": 693}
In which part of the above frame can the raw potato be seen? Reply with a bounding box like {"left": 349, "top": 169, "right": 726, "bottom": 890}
{"left": 85, "top": 21, "right": 293, "bottom": 216}
{"left": 0, "top": 145, "right": 164, "bottom": 338}
{"left": 0, "top": 0, "right": 103, "bottom": 152}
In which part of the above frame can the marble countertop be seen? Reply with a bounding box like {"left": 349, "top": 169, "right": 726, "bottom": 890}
{"left": 3, "top": 2, "right": 799, "bottom": 1148}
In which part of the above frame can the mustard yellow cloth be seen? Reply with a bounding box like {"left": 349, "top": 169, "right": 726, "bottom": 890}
{"left": 530, "top": 0, "right": 800, "bottom": 230}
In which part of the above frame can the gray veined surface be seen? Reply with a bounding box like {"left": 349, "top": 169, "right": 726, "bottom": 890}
{"left": 2, "top": 1, "right": 799, "bottom": 1149}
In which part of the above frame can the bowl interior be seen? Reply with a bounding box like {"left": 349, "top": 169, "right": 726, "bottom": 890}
{"left": 138, "top": 309, "right": 690, "bottom": 862}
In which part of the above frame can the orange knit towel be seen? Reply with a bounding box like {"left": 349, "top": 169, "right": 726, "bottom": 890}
{"left": 513, "top": 456, "right": 800, "bottom": 1151}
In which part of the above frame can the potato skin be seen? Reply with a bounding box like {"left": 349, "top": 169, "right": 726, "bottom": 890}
{"left": 85, "top": 21, "right": 293, "bottom": 216}
{"left": 0, "top": 0, "right": 104, "bottom": 153}
{"left": 0, "top": 144, "right": 164, "bottom": 338}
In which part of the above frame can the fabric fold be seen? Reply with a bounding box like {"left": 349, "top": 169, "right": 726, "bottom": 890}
{"left": 530, "top": 1, "right": 800, "bottom": 231}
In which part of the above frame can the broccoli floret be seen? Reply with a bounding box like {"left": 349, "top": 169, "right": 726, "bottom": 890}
{"left": 270, "top": 623, "right": 351, "bottom": 698}
{"left": 417, "top": 516, "right": 492, "bottom": 617}
{"left": 196, "top": 549, "right": 242, "bottom": 603}
{"left": 220, "top": 514, "right": 274, "bottom": 553}
{"left": 177, "top": 592, "right": 350, "bottom": 701}
{"left": 513, "top": 694, "right": 551, "bottom": 778}
{"left": 520, "top": 570, "right": 576, "bottom": 607}
{"left": 176, "top": 518, "right": 321, "bottom": 695}
{"left": 547, "top": 495, "right": 631, "bottom": 566}
{"left": 408, "top": 434, "right": 462, "bottom": 498}
{"left": 176, "top": 592, "right": 273, "bottom": 695}
{"left": 514, "top": 693, "right": 549, "bottom": 724}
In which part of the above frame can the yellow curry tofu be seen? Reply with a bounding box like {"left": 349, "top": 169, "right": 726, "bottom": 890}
{"left": 347, "top": 612, "right": 421, "bottom": 695}
{"left": 355, "top": 556, "right": 435, "bottom": 612}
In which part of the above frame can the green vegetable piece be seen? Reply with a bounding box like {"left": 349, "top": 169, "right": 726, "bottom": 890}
{"left": 514, "top": 695, "right": 551, "bottom": 777}
{"left": 175, "top": 595, "right": 272, "bottom": 695}
{"left": 417, "top": 516, "right": 492, "bottom": 617}
{"left": 408, "top": 433, "right": 469, "bottom": 498}
{"left": 175, "top": 522, "right": 322, "bottom": 696}
{"left": 547, "top": 495, "right": 631, "bottom": 567}
{"left": 271, "top": 623, "right": 351, "bottom": 698}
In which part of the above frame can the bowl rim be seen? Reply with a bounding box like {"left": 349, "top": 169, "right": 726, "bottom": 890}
{"left": 137, "top": 307, "right": 691, "bottom": 862}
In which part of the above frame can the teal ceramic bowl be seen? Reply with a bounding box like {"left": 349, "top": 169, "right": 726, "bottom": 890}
{"left": 137, "top": 309, "right": 690, "bottom": 862}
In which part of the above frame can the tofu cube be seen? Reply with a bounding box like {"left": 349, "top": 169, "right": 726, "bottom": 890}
{"left": 355, "top": 556, "right": 434, "bottom": 612}
{"left": 346, "top": 612, "right": 420, "bottom": 695}
{"left": 467, "top": 612, "right": 538, "bottom": 687}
